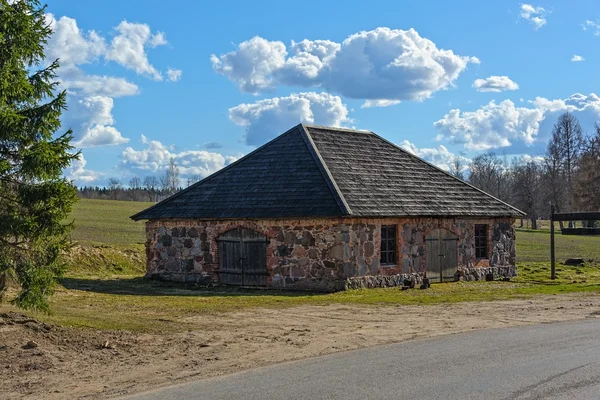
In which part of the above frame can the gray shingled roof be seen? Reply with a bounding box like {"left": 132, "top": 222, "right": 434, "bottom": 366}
{"left": 131, "top": 124, "right": 523, "bottom": 221}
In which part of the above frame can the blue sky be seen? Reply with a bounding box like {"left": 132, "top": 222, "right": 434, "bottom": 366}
{"left": 47, "top": 0, "right": 600, "bottom": 186}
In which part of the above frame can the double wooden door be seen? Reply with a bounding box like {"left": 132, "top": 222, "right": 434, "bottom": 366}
{"left": 425, "top": 229, "right": 458, "bottom": 283}
{"left": 219, "top": 228, "right": 267, "bottom": 286}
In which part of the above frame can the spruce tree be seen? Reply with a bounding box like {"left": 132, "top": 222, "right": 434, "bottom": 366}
{"left": 0, "top": 0, "right": 78, "bottom": 311}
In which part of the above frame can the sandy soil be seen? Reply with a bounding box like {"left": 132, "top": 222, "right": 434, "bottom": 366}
{"left": 2, "top": 293, "right": 600, "bottom": 399}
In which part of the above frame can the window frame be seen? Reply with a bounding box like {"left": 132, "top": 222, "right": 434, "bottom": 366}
{"left": 474, "top": 224, "right": 488, "bottom": 259}
{"left": 380, "top": 224, "right": 397, "bottom": 266}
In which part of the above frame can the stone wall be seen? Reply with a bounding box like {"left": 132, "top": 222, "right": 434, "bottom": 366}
{"left": 144, "top": 216, "right": 516, "bottom": 290}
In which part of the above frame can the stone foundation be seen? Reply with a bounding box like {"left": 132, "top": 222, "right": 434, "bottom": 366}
{"left": 345, "top": 273, "right": 423, "bottom": 290}
{"left": 458, "top": 266, "right": 518, "bottom": 281}
{"left": 144, "top": 216, "right": 517, "bottom": 291}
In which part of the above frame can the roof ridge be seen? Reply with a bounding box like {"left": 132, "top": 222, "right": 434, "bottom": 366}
{"left": 300, "top": 125, "right": 352, "bottom": 215}
{"left": 368, "top": 132, "right": 525, "bottom": 216}
{"left": 130, "top": 125, "right": 305, "bottom": 221}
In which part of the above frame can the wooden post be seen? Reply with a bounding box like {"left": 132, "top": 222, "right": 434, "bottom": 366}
{"left": 550, "top": 204, "right": 556, "bottom": 280}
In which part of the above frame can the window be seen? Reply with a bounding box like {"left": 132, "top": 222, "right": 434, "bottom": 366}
{"left": 380, "top": 225, "right": 397, "bottom": 265}
{"left": 475, "top": 224, "right": 488, "bottom": 259}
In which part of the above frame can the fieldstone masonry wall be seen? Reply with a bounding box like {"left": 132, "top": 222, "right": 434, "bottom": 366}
{"left": 145, "top": 217, "right": 516, "bottom": 291}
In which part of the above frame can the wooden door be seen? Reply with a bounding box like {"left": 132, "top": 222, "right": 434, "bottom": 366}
{"left": 425, "top": 229, "right": 458, "bottom": 283}
{"left": 219, "top": 228, "right": 267, "bottom": 286}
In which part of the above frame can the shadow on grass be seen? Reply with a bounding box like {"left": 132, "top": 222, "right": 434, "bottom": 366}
{"left": 59, "top": 276, "right": 329, "bottom": 298}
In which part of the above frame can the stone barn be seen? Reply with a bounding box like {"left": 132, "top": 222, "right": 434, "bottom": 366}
{"left": 131, "top": 124, "right": 524, "bottom": 291}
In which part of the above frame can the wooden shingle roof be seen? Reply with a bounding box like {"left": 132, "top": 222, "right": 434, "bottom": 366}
{"left": 131, "top": 124, "right": 523, "bottom": 221}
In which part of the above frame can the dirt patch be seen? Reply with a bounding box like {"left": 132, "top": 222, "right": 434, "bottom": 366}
{"left": 2, "top": 293, "right": 600, "bottom": 399}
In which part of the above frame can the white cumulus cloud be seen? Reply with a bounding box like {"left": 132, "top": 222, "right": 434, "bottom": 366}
{"left": 45, "top": 13, "right": 180, "bottom": 149}
{"left": 58, "top": 65, "right": 139, "bottom": 97}
{"left": 211, "top": 28, "right": 478, "bottom": 104}
{"left": 472, "top": 76, "right": 519, "bottom": 92}
{"left": 66, "top": 96, "right": 129, "bottom": 148}
{"left": 64, "top": 154, "right": 103, "bottom": 184}
{"left": 45, "top": 14, "right": 106, "bottom": 66}
{"left": 228, "top": 92, "right": 350, "bottom": 146}
{"left": 571, "top": 55, "right": 585, "bottom": 62}
{"left": 400, "top": 140, "right": 471, "bottom": 172}
{"left": 434, "top": 93, "right": 600, "bottom": 151}
{"left": 519, "top": 4, "right": 548, "bottom": 29}
{"left": 211, "top": 36, "right": 287, "bottom": 93}
{"left": 105, "top": 21, "right": 167, "bottom": 80}
{"left": 120, "top": 136, "right": 239, "bottom": 179}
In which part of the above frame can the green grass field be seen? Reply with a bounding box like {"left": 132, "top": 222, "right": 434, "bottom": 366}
{"left": 5, "top": 198, "right": 600, "bottom": 331}
{"left": 69, "top": 198, "right": 153, "bottom": 246}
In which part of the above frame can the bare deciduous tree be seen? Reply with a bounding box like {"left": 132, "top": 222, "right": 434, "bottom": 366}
{"left": 573, "top": 123, "right": 600, "bottom": 216}
{"left": 160, "top": 158, "right": 180, "bottom": 195}
{"left": 468, "top": 152, "right": 509, "bottom": 201}
{"left": 186, "top": 174, "right": 203, "bottom": 187}
{"left": 108, "top": 178, "right": 121, "bottom": 200}
{"left": 511, "top": 158, "right": 541, "bottom": 229}
{"left": 143, "top": 175, "right": 159, "bottom": 201}
{"left": 449, "top": 157, "right": 466, "bottom": 181}
{"left": 128, "top": 176, "right": 141, "bottom": 201}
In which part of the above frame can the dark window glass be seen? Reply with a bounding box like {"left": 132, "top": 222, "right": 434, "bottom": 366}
{"left": 475, "top": 224, "right": 488, "bottom": 259}
{"left": 380, "top": 225, "right": 397, "bottom": 265}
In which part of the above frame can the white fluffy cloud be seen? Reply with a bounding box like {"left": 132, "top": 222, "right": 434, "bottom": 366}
{"left": 472, "top": 76, "right": 519, "bottom": 92}
{"left": 211, "top": 36, "right": 287, "bottom": 93}
{"left": 45, "top": 14, "right": 181, "bottom": 149}
{"left": 519, "top": 4, "right": 548, "bottom": 29}
{"left": 228, "top": 92, "right": 350, "bottom": 146}
{"left": 66, "top": 96, "right": 129, "bottom": 148}
{"left": 64, "top": 154, "right": 103, "bottom": 184}
{"left": 166, "top": 68, "right": 182, "bottom": 82}
{"left": 434, "top": 93, "right": 600, "bottom": 150}
{"left": 120, "top": 136, "right": 239, "bottom": 179}
{"left": 45, "top": 14, "right": 106, "bottom": 66}
{"left": 571, "top": 55, "right": 585, "bottom": 62}
{"left": 582, "top": 20, "right": 600, "bottom": 36}
{"left": 105, "top": 21, "right": 167, "bottom": 80}
{"left": 400, "top": 140, "right": 470, "bottom": 172}
{"left": 211, "top": 28, "right": 479, "bottom": 105}
{"left": 58, "top": 65, "right": 139, "bottom": 97}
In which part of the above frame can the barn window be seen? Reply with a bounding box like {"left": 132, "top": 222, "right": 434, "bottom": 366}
{"left": 380, "top": 225, "right": 397, "bottom": 265}
{"left": 475, "top": 224, "right": 488, "bottom": 259}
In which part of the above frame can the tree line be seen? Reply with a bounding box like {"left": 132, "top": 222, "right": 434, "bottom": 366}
{"left": 452, "top": 112, "right": 600, "bottom": 229}
{"left": 78, "top": 158, "right": 203, "bottom": 202}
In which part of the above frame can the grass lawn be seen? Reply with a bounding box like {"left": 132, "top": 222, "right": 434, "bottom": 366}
{"left": 69, "top": 198, "right": 153, "bottom": 246}
{"left": 516, "top": 226, "right": 600, "bottom": 265}
{"left": 4, "top": 199, "right": 600, "bottom": 332}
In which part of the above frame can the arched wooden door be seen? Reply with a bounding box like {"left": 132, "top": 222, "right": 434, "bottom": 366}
{"left": 425, "top": 229, "right": 458, "bottom": 283}
{"left": 218, "top": 228, "right": 267, "bottom": 286}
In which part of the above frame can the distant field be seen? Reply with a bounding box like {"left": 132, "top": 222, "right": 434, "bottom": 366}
{"left": 516, "top": 228, "right": 600, "bottom": 265}
{"left": 70, "top": 198, "right": 153, "bottom": 246}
